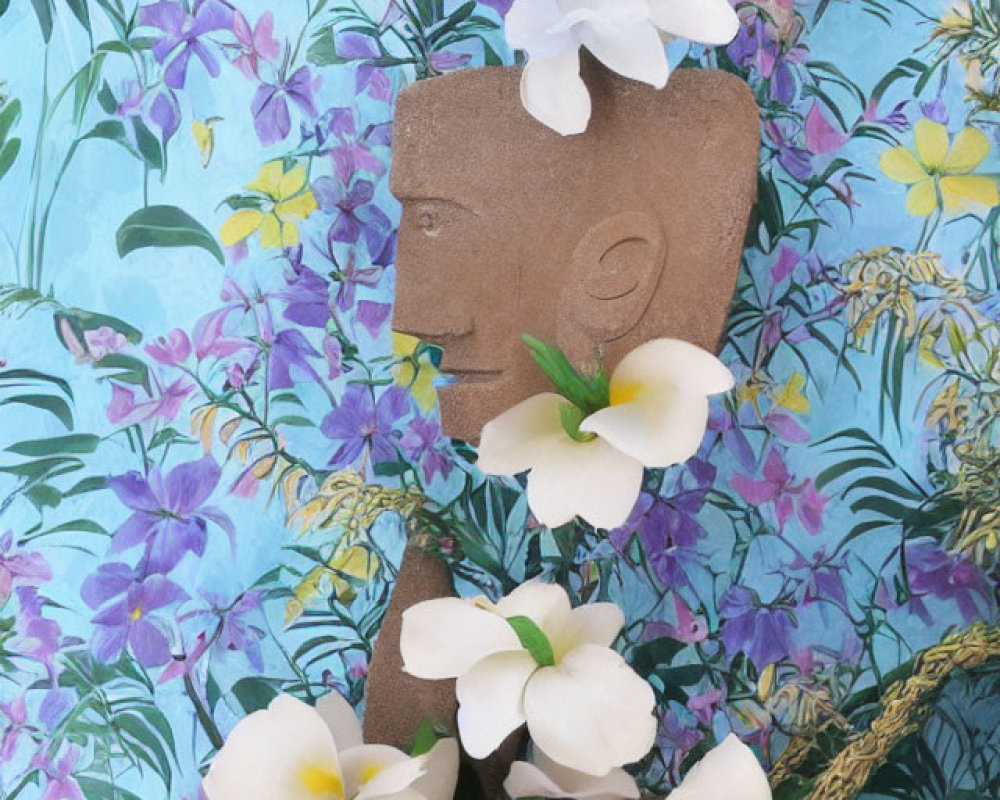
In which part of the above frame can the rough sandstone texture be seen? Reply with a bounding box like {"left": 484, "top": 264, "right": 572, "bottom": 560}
{"left": 366, "top": 59, "right": 760, "bottom": 798}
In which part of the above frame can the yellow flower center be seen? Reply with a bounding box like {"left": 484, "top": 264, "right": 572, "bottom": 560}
{"left": 609, "top": 382, "right": 642, "bottom": 406}
{"left": 129, "top": 607, "right": 144, "bottom": 621}
{"left": 300, "top": 765, "right": 344, "bottom": 799}
{"left": 359, "top": 762, "right": 384, "bottom": 784}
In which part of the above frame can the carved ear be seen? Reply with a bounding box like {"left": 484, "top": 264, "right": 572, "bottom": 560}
{"left": 556, "top": 211, "right": 666, "bottom": 360}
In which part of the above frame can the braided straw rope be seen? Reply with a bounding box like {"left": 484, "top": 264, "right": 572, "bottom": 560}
{"left": 771, "top": 623, "right": 1000, "bottom": 800}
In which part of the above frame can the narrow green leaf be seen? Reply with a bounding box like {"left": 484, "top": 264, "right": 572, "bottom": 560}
{"left": 506, "top": 615, "right": 555, "bottom": 668}
{"left": 0, "top": 394, "right": 73, "bottom": 429}
{"left": 6, "top": 433, "right": 100, "bottom": 456}
{"left": 97, "top": 81, "right": 118, "bottom": 114}
{"left": 63, "top": 0, "right": 92, "bottom": 33}
{"left": 0, "top": 98, "right": 22, "bottom": 144}
{"left": 131, "top": 117, "right": 163, "bottom": 171}
{"left": 0, "top": 138, "right": 20, "bottom": 181}
{"left": 37, "top": 519, "right": 108, "bottom": 536}
{"left": 29, "top": 0, "right": 54, "bottom": 41}
{"left": 521, "top": 334, "right": 609, "bottom": 413}
{"left": 116, "top": 205, "right": 224, "bottom": 264}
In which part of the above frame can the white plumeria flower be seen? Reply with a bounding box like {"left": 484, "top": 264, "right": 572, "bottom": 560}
{"left": 505, "top": 0, "right": 741, "bottom": 135}
{"left": 505, "top": 746, "right": 641, "bottom": 799}
{"left": 668, "top": 734, "right": 772, "bottom": 799}
{"left": 401, "top": 580, "right": 656, "bottom": 777}
{"left": 477, "top": 339, "right": 734, "bottom": 529}
{"left": 203, "top": 692, "right": 459, "bottom": 800}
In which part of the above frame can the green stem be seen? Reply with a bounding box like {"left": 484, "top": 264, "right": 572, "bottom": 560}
{"left": 184, "top": 673, "right": 225, "bottom": 751}
{"left": 34, "top": 137, "right": 80, "bottom": 289}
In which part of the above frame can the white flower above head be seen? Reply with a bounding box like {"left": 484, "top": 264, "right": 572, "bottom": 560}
{"left": 667, "top": 734, "right": 772, "bottom": 800}
{"left": 477, "top": 338, "right": 734, "bottom": 530}
{"left": 505, "top": 0, "right": 742, "bottom": 135}
{"left": 203, "top": 692, "right": 459, "bottom": 800}
{"left": 505, "top": 745, "right": 641, "bottom": 799}
{"left": 400, "top": 580, "right": 657, "bottom": 777}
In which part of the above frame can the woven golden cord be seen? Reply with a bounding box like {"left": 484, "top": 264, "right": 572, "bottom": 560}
{"left": 780, "top": 622, "right": 1000, "bottom": 800}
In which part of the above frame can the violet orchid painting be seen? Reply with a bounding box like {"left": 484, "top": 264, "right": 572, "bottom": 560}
{"left": 0, "top": 1, "right": 998, "bottom": 799}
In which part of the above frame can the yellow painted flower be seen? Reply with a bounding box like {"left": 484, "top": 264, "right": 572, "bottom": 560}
{"left": 393, "top": 332, "right": 440, "bottom": 411}
{"left": 220, "top": 160, "right": 318, "bottom": 249}
{"left": 773, "top": 372, "right": 810, "bottom": 414}
{"left": 880, "top": 119, "right": 999, "bottom": 216}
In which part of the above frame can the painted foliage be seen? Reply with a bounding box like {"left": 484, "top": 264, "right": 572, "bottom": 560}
{"left": 0, "top": 1, "right": 997, "bottom": 798}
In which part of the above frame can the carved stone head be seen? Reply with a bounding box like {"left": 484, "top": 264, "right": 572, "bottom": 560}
{"left": 391, "top": 60, "right": 759, "bottom": 441}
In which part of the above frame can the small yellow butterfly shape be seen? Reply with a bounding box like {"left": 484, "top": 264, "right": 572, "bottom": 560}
{"left": 774, "top": 371, "right": 810, "bottom": 414}
{"left": 191, "top": 116, "right": 223, "bottom": 168}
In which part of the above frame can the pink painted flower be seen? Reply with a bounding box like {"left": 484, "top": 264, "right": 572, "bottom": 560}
{"left": 0, "top": 531, "right": 51, "bottom": 605}
{"left": 146, "top": 328, "right": 192, "bottom": 366}
{"left": 805, "top": 102, "right": 848, "bottom": 154}
{"left": 231, "top": 10, "right": 279, "bottom": 79}
{"left": 107, "top": 376, "right": 194, "bottom": 425}
{"left": 731, "top": 448, "right": 825, "bottom": 535}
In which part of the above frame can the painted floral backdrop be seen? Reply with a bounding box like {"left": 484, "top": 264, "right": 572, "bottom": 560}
{"left": 0, "top": 0, "right": 998, "bottom": 798}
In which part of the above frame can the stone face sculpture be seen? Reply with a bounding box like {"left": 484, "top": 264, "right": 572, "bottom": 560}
{"left": 391, "top": 57, "right": 759, "bottom": 442}
{"left": 365, "top": 59, "right": 759, "bottom": 799}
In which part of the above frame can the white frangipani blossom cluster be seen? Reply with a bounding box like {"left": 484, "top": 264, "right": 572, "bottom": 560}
{"left": 506, "top": 0, "right": 742, "bottom": 134}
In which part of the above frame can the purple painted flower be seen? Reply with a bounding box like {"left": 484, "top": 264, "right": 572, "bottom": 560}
{"left": 231, "top": 10, "right": 279, "bottom": 79}
{"left": 609, "top": 459, "right": 715, "bottom": 589}
{"left": 0, "top": 531, "right": 51, "bottom": 605}
{"left": 1, "top": 696, "right": 29, "bottom": 762}
{"left": 331, "top": 250, "right": 386, "bottom": 313}
{"left": 687, "top": 687, "right": 725, "bottom": 727}
{"left": 719, "top": 584, "right": 796, "bottom": 668}
{"left": 192, "top": 278, "right": 271, "bottom": 360}
{"left": 11, "top": 587, "right": 62, "bottom": 676}
{"left": 642, "top": 593, "right": 709, "bottom": 645}
{"left": 315, "top": 108, "right": 391, "bottom": 183}
{"left": 83, "top": 563, "right": 188, "bottom": 667}
{"left": 268, "top": 329, "right": 323, "bottom": 390}
{"left": 321, "top": 385, "right": 409, "bottom": 469}
{"left": 252, "top": 66, "right": 319, "bottom": 146}
{"left": 480, "top": 0, "right": 513, "bottom": 14}
{"left": 117, "top": 81, "right": 182, "bottom": 145}
{"left": 170, "top": 589, "right": 266, "bottom": 678}
{"left": 355, "top": 300, "right": 392, "bottom": 339}
{"left": 791, "top": 549, "right": 850, "bottom": 612}
{"left": 139, "top": 0, "right": 233, "bottom": 90}
{"left": 878, "top": 540, "right": 992, "bottom": 625}
{"left": 707, "top": 406, "right": 755, "bottom": 470}
{"left": 146, "top": 328, "right": 192, "bottom": 366}
{"left": 106, "top": 457, "right": 233, "bottom": 575}
{"left": 731, "top": 448, "right": 825, "bottom": 535}
{"left": 323, "top": 336, "right": 344, "bottom": 380}
{"left": 314, "top": 177, "right": 392, "bottom": 258}
{"left": 400, "top": 416, "right": 453, "bottom": 483}
{"left": 764, "top": 118, "right": 813, "bottom": 182}
{"left": 280, "top": 252, "right": 332, "bottom": 328}
{"left": 34, "top": 744, "right": 84, "bottom": 800}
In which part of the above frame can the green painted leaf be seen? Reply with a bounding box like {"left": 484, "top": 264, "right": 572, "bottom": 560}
{"left": 116, "top": 205, "right": 224, "bottom": 264}
{"left": 0, "top": 394, "right": 73, "bottom": 429}
{"left": 506, "top": 615, "right": 555, "bottom": 668}
{"left": 132, "top": 117, "right": 163, "bottom": 171}
{"left": 63, "top": 0, "right": 92, "bottom": 34}
{"left": 231, "top": 677, "right": 280, "bottom": 714}
{"left": 0, "top": 98, "right": 22, "bottom": 144}
{"left": 0, "top": 0, "right": 9, "bottom": 16}
{"left": 0, "top": 138, "right": 20, "bottom": 181}
{"left": 37, "top": 518, "right": 108, "bottom": 536}
{"left": 5, "top": 433, "right": 100, "bottom": 456}
{"left": 29, "top": 0, "right": 53, "bottom": 41}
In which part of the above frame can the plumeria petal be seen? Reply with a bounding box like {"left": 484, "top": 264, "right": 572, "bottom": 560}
{"left": 400, "top": 597, "right": 521, "bottom": 679}
{"left": 580, "top": 391, "right": 709, "bottom": 469}
{"left": 577, "top": 18, "right": 669, "bottom": 88}
{"left": 203, "top": 695, "right": 342, "bottom": 800}
{"left": 505, "top": 0, "right": 575, "bottom": 57}
{"left": 520, "top": 50, "right": 592, "bottom": 136}
{"left": 525, "top": 435, "right": 644, "bottom": 529}
{"left": 456, "top": 649, "right": 538, "bottom": 759}
{"left": 646, "top": 0, "right": 740, "bottom": 45}
{"left": 409, "top": 738, "right": 460, "bottom": 800}
{"left": 551, "top": 603, "right": 624, "bottom": 660}
{"left": 477, "top": 393, "right": 568, "bottom": 476}
{"left": 523, "top": 644, "right": 656, "bottom": 776}
{"left": 315, "top": 690, "right": 364, "bottom": 752}
{"left": 666, "top": 734, "right": 771, "bottom": 800}
{"left": 505, "top": 748, "right": 640, "bottom": 799}
{"left": 342, "top": 744, "right": 424, "bottom": 800}
{"left": 490, "top": 580, "right": 573, "bottom": 636}
{"left": 608, "top": 338, "right": 735, "bottom": 399}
